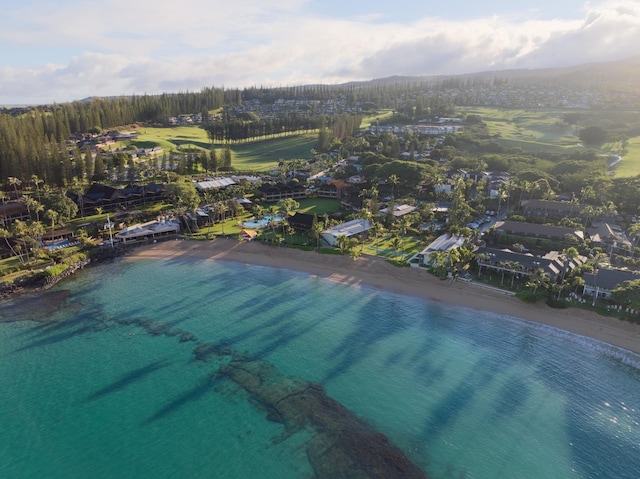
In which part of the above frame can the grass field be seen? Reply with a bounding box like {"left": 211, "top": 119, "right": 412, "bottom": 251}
{"left": 226, "top": 134, "right": 317, "bottom": 172}
{"left": 131, "top": 126, "right": 317, "bottom": 172}
{"left": 462, "top": 107, "right": 584, "bottom": 154}
{"left": 360, "top": 109, "right": 395, "bottom": 129}
{"left": 614, "top": 136, "right": 640, "bottom": 178}
{"left": 134, "top": 126, "right": 212, "bottom": 151}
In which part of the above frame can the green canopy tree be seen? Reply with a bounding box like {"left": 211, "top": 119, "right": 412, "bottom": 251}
{"left": 611, "top": 279, "right": 640, "bottom": 312}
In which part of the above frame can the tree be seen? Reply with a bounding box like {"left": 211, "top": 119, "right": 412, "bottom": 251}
{"left": 348, "top": 237, "right": 361, "bottom": 261}
{"left": 336, "top": 234, "right": 349, "bottom": 255}
{"left": 164, "top": 178, "right": 200, "bottom": 212}
{"left": 389, "top": 174, "right": 399, "bottom": 199}
{"left": 611, "top": 279, "right": 640, "bottom": 312}
{"left": 310, "top": 213, "right": 323, "bottom": 251}
{"left": 559, "top": 246, "right": 580, "bottom": 283}
{"left": 0, "top": 227, "right": 21, "bottom": 262}
{"left": 45, "top": 209, "right": 59, "bottom": 232}
{"left": 579, "top": 126, "right": 607, "bottom": 145}
{"left": 526, "top": 268, "right": 550, "bottom": 295}
{"left": 44, "top": 195, "right": 79, "bottom": 223}
{"left": 8, "top": 176, "right": 22, "bottom": 198}
{"left": 391, "top": 234, "right": 403, "bottom": 260}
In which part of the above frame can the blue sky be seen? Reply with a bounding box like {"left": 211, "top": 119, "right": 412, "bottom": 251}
{"left": 1, "top": 0, "right": 639, "bottom": 104}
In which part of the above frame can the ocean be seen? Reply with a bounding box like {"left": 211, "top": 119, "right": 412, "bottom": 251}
{"left": 1, "top": 256, "right": 639, "bottom": 478}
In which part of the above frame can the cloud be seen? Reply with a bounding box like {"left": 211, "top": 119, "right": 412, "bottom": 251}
{"left": 1, "top": 0, "right": 639, "bottom": 104}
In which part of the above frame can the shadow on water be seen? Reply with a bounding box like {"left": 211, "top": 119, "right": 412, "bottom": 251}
{"left": 12, "top": 317, "right": 103, "bottom": 353}
{"left": 321, "top": 294, "right": 417, "bottom": 383}
{"left": 141, "top": 375, "right": 221, "bottom": 425}
{"left": 85, "top": 359, "right": 171, "bottom": 402}
{"left": 491, "top": 376, "right": 530, "bottom": 419}
{"left": 420, "top": 357, "right": 498, "bottom": 442}
{"left": 534, "top": 350, "right": 640, "bottom": 478}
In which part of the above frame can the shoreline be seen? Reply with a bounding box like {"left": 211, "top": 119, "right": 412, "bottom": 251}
{"left": 128, "top": 239, "right": 640, "bottom": 356}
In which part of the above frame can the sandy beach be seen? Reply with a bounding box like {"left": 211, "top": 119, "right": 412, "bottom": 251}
{"left": 129, "top": 238, "right": 640, "bottom": 356}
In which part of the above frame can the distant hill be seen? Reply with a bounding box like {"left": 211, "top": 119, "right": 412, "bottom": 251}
{"left": 350, "top": 56, "right": 640, "bottom": 90}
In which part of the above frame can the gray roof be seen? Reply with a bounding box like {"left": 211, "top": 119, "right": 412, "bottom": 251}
{"left": 494, "top": 221, "right": 583, "bottom": 240}
{"left": 583, "top": 268, "right": 640, "bottom": 291}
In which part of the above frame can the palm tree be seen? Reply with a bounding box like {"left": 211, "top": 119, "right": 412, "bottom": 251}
{"left": 217, "top": 202, "right": 229, "bottom": 236}
{"left": 8, "top": 177, "right": 22, "bottom": 199}
{"left": 476, "top": 252, "right": 491, "bottom": 277}
{"left": 428, "top": 250, "right": 448, "bottom": 278}
{"left": 0, "top": 226, "right": 21, "bottom": 262}
{"left": 526, "top": 268, "right": 550, "bottom": 295}
{"left": 348, "top": 238, "right": 361, "bottom": 261}
{"left": 309, "top": 214, "right": 323, "bottom": 251}
{"left": 389, "top": 174, "right": 399, "bottom": 199}
{"left": 45, "top": 209, "right": 59, "bottom": 232}
{"left": 391, "top": 234, "right": 403, "bottom": 260}
{"left": 560, "top": 246, "right": 580, "bottom": 283}
{"left": 31, "top": 175, "right": 44, "bottom": 202}
{"left": 628, "top": 223, "right": 640, "bottom": 258}
{"left": 336, "top": 234, "right": 349, "bottom": 255}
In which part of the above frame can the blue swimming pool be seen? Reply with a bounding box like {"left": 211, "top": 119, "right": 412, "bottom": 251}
{"left": 242, "top": 215, "right": 282, "bottom": 228}
{"left": 44, "top": 240, "right": 79, "bottom": 250}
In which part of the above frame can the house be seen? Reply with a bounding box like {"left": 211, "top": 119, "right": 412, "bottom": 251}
{"left": 0, "top": 202, "right": 30, "bottom": 227}
{"left": 412, "top": 234, "right": 466, "bottom": 266}
{"left": 239, "top": 229, "right": 258, "bottom": 241}
{"left": 289, "top": 212, "right": 315, "bottom": 232}
{"left": 321, "top": 219, "right": 372, "bottom": 247}
{"left": 379, "top": 204, "right": 417, "bottom": 218}
{"left": 587, "top": 222, "right": 631, "bottom": 252}
{"left": 582, "top": 268, "right": 640, "bottom": 301}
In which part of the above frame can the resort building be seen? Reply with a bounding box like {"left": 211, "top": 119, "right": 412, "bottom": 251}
{"left": 321, "top": 219, "right": 372, "bottom": 247}
{"left": 115, "top": 218, "right": 180, "bottom": 244}
{"left": 520, "top": 199, "right": 584, "bottom": 219}
{"left": 493, "top": 221, "right": 584, "bottom": 243}
{"left": 0, "top": 202, "right": 30, "bottom": 227}
{"left": 258, "top": 182, "right": 307, "bottom": 202}
{"left": 476, "top": 246, "right": 587, "bottom": 282}
{"left": 194, "top": 177, "right": 237, "bottom": 191}
{"left": 582, "top": 268, "right": 640, "bottom": 301}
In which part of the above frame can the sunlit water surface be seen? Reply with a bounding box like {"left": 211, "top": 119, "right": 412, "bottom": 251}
{"left": 1, "top": 257, "right": 640, "bottom": 478}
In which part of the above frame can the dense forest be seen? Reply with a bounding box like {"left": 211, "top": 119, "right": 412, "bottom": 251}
{"left": 2, "top": 56, "right": 640, "bottom": 189}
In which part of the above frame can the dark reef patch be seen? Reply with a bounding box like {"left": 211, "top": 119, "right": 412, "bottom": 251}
{"left": 219, "top": 358, "right": 426, "bottom": 479}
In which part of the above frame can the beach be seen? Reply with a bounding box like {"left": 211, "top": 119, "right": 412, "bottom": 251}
{"left": 130, "top": 238, "right": 640, "bottom": 356}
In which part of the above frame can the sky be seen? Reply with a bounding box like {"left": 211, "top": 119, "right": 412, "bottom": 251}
{"left": 1, "top": 0, "right": 640, "bottom": 105}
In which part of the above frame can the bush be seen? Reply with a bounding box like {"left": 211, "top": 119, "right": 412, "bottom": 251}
{"left": 546, "top": 298, "right": 569, "bottom": 309}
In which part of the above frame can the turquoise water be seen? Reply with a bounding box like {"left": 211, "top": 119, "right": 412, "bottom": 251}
{"left": 242, "top": 215, "right": 282, "bottom": 228}
{"left": 1, "top": 256, "right": 640, "bottom": 478}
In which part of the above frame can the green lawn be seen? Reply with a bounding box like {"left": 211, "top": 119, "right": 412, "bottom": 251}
{"left": 132, "top": 126, "right": 317, "bottom": 173}
{"left": 227, "top": 134, "right": 317, "bottom": 172}
{"left": 134, "top": 126, "right": 212, "bottom": 152}
{"left": 295, "top": 198, "right": 341, "bottom": 216}
{"left": 462, "top": 107, "right": 584, "bottom": 154}
{"left": 614, "top": 136, "right": 640, "bottom": 178}
{"left": 360, "top": 109, "right": 395, "bottom": 129}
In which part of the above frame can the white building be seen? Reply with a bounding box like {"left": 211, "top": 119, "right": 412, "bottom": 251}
{"left": 321, "top": 219, "right": 372, "bottom": 247}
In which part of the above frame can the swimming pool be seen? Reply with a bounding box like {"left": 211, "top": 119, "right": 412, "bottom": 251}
{"left": 242, "top": 215, "right": 283, "bottom": 229}
{"left": 44, "top": 240, "right": 79, "bottom": 250}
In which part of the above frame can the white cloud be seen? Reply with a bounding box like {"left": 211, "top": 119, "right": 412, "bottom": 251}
{"left": 1, "top": 0, "right": 639, "bottom": 104}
